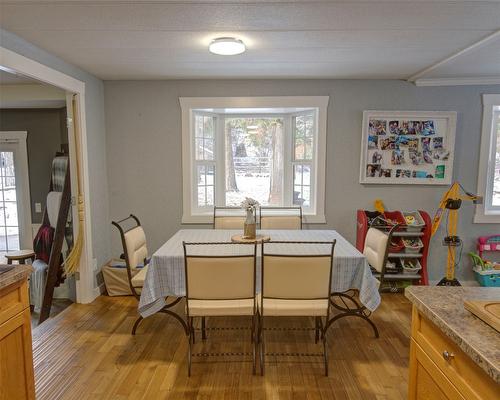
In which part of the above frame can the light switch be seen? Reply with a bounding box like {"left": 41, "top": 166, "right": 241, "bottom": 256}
{"left": 35, "top": 203, "right": 42, "bottom": 213}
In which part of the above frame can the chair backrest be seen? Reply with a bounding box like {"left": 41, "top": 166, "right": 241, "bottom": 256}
{"left": 183, "top": 242, "right": 257, "bottom": 302}
{"left": 363, "top": 228, "right": 389, "bottom": 273}
{"left": 213, "top": 206, "right": 247, "bottom": 229}
{"left": 111, "top": 214, "right": 148, "bottom": 298}
{"left": 261, "top": 241, "right": 335, "bottom": 300}
{"left": 124, "top": 226, "right": 148, "bottom": 269}
{"left": 260, "top": 207, "right": 302, "bottom": 230}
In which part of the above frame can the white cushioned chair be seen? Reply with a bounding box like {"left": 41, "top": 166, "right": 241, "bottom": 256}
{"left": 213, "top": 206, "right": 248, "bottom": 229}
{"left": 259, "top": 240, "right": 335, "bottom": 376}
{"left": 260, "top": 207, "right": 302, "bottom": 230}
{"left": 183, "top": 241, "right": 258, "bottom": 376}
{"left": 112, "top": 215, "right": 151, "bottom": 334}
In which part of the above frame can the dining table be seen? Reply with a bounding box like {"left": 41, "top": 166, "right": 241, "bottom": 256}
{"left": 138, "top": 229, "right": 381, "bottom": 334}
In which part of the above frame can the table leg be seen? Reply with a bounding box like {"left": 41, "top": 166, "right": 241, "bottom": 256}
{"left": 326, "top": 291, "right": 379, "bottom": 338}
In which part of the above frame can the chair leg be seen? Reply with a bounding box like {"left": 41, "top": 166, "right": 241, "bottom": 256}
{"left": 252, "top": 315, "right": 257, "bottom": 375}
{"left": 201, "top": 316, "right": 207, "bottom": 340}
{"left": 190, "top": 317, "right": 195, "bottom": 344}
{"left": 131, "top": 316, "right": 143, "bottom": 335}
{"left": 323, "top": 317, "right": 329, "bottom": 377}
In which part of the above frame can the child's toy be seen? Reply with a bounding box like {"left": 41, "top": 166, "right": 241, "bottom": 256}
{"left": 469, "top": 251, "right": 500, "bottom": 287}
{"left": 478, "top": 235, "right": 500, "bottom": 258}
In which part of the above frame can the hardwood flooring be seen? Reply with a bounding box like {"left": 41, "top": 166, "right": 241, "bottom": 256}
{"left": 32, "top": 293, "right": 412, "bottom": 399}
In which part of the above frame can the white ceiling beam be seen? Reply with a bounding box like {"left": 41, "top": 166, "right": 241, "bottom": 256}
{"left": 407, "top": 28, "right": 500, "bottom": 83}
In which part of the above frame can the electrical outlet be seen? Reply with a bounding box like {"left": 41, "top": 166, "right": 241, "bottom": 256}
{"left": 35, "top": 203, "right": 42, "bottom": 213}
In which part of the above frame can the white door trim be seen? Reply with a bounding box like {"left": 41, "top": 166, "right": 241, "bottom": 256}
{"left": 0, "top": 46, "right": 95, "bottom": 304}
{"left": 0, "top": 131, "right": 32, "bottom": 250}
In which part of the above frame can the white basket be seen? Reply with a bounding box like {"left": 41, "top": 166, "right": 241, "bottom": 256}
{"left": 402, "top": 211, "right": 425, "bottom": 231}
{"left": 403, "top": 237, "right": 424, "bottom": 253}
{"left": 402, "top": 259, "right": 422, "bottom": 275}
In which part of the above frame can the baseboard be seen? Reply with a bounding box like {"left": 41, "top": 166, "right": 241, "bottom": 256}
{"left": 93, "top": 282, "right": 106, "bottom": 298}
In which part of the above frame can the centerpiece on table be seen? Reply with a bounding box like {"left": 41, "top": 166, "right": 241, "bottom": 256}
{"left": 241, "top": 197, "right": 259, "bottom": 239}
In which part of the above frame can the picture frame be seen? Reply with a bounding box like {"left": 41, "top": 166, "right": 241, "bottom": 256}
{"left": 359, "top": 110, "right": 457, "bottom": 185}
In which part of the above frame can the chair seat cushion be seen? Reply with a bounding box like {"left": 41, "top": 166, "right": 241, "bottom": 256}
{"left": 259, "top": 295, "right": 329, "bottom": 316}
{"left": 131, "top": 265, "right": 148, "bottom": 288}
{"left": 187, "top": 298, "right": 255, "bottom": 316}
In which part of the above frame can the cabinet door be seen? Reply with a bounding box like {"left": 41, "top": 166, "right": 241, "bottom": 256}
{"left": 409, "top": 339, "right": 465, "bottom": 400}
{"left": 0, "top": 308, "right": 35, "bottom": 400}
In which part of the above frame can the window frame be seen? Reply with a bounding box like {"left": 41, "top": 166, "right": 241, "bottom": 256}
{"left": 180, "top": 96, "right": 329, "bottom": 224}
{"left": 475, "top": 94, "right": 500, "bottom": 223}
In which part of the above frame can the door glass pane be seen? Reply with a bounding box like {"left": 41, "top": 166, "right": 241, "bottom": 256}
{"left": 0, "top": 151, "right": 20, "bottom": 251}
{"left": 493, "top": 109, "right": 500, "bottom": 206}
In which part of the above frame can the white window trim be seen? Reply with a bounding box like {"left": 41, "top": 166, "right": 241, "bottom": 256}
{"left": 475, "top": 94, "right": 500, "bottom": 223}
{"left": 180, "top": 96, "right": 329, "bottom": 224}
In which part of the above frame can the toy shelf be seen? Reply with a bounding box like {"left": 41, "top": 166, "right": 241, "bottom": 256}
{"left": 356, "top": 209, "right": 431, "bottom": 286}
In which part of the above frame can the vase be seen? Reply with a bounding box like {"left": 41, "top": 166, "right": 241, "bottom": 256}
{"left": 243, "top": 208, "right": 256, "bottom": 239}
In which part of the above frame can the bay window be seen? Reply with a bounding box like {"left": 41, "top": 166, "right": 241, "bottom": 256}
{"left": 181, "top": 97, "right": 328, "bottom": 223}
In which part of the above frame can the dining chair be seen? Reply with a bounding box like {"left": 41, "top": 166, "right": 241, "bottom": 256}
{"left": 258, "top": 240, "right": 335, "bottom": 376}
{"left": 183, "top": 241, "right": 258, "bottom": 376}
{"left": 259, "top": 206, "right": 302, "bottom": 230}
{"left": 112, "top": 215, "right": 186, "bottom": 335}
{"left": 213, "top": 206, "right": 248, "bottom": 229}
{"left": 364, "top": 226, "right": 396, "bottom": 291}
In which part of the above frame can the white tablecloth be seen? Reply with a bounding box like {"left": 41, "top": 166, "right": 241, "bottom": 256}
{"left": 139, "top": 230, "right": 380, "bottom": 317}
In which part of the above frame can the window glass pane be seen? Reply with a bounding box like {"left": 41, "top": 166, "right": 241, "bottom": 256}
{"left": 5, "top": 202, "right": 18, "bottom": 226}
{"left": 206, "top": 186, "right": 214, "bottom": 206}
{"left": 305, "top": 137, "right": 313, "bottom": 160}
{"left": 204, "top": 116, "right": 214, "bottom": 138}
{"left": 302, "top": 186, "right": 310, "bottom": 207}
{"left": 197, "top": 165, "right": 206, "bottom": 185}
{"left": 293, "top": 185, "right": 304, "bottom": 206}
{"left": 204, "top": 138, "right": 214, "bottom": 160}
{"left": 195, "top": 138, "right": 204, "bottom": 160}
{"left": 294, "top": 165, "right": 302, "bottom": 185}
{"left": 206, "top": 165, "right": 215, "bottom": 185}
{"left": 294, "top": 138, "right": 304, "bottom": 160}
{"left": 195, "top": 115, "right": 204, "bottom": 138}
{"left": 493, "top": 110, "right": 500, "bottom": 206}
{"left": 225, "top": 117, "right": 284, "bottom": 206}
{"left": 302, "top": 165, "right": 311, "bottom": 185}
{"left": 197, "top": 186, "right": 206, "bottom": 207}
{"left": 294, "top": 116, "right": 305, "bottom": 138}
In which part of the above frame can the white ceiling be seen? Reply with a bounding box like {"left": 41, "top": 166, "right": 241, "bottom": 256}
{"left": 1, "top": 0, "right": 499, "bottom": 82}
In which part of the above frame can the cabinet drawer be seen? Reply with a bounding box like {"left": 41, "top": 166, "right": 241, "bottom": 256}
{"left": 412, "top": 306, "right": 499, "bottom": 400}
{"left": 0, "top": 280, "right": 29, "bottom": 325}
{"left": 409, "top": 339, "right": 465, "bottom": 400}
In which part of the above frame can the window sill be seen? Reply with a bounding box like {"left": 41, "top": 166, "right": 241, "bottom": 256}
{"left": 182, "top": 213, "right": 326, "bottom": 225}
{"left": 474, "top": 211, "right": 500, "bottom": 223}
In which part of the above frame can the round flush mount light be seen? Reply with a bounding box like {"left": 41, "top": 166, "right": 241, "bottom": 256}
{"left": 209, "top": 37, "right": 246, "bottom": 55}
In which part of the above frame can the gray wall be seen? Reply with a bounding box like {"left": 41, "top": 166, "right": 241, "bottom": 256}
{"left": 1, "top": 29, "right": 111, "bottom": 282}
{"left": 105, "top": 79, "right": 500, "bottom": 282}
{"left": 0, "top": 107, "right": 66, "bottom": 223}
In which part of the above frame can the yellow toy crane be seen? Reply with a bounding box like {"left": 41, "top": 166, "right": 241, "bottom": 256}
{"left": 431, "top": 182, "right": 482, "bottom": 286}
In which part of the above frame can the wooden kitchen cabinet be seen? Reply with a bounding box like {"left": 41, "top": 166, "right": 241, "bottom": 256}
{"left": 0, "top": 278, "right": 35, "bottom": 400}
{"left": 408, "top": 305, "right": 499, "bottom": 400}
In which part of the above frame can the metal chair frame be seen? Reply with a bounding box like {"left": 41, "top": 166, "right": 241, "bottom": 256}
{"left": 183, "top": 241, "right": 258, "bottom": 376}
{"left": 112, "top": 215, "right": 188, "bottom": 335}
{"left": 258, "top": 240, "right": 336, "bottom": 376}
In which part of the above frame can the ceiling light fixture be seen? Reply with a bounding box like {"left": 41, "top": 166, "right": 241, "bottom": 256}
{"left": 209, "top": 37, "right": 246, "bottom": 55}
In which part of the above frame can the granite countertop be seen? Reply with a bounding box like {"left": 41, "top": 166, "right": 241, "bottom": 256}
{"left": 0, "top": 264, "right": 32, "bottom": 291}
{"left": 405, "top": 286, "right": 500, "bottom": 384}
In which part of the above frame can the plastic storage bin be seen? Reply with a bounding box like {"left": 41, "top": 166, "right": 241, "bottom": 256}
{"left": 389, "top": 237, "right": 404, "bottom": 252}
{"left": 403, "top": 238, "right": 424, "bottom": 253}
{"left": 402, "top": 211, "right": 425, "bottom": 232}
{"left": 402, "top": 259, "right": 422, "bottom": 275}
{"left": 473, "top": 269, "right": 500, "bottom": 287}
{"left": 383, "top": 211, "right": 406, "bottom": 230}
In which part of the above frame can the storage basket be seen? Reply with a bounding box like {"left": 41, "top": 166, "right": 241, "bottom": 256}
{"left": 402, "top": 238, "right": 424, "bottom": 253}
{"left": 473, "top": 268, "right": 500, "bottom": 287}
{"left": 402, "top": 211, "right": 425, "bottom": 232}
{"left": 389, "top": 237, "right": 404, "bottom": 253}
{"left": 383, "top": 211, "right": 406, "bottom": 230}
{"left": 402, "top": 259, "right": 422, "bottom": 275}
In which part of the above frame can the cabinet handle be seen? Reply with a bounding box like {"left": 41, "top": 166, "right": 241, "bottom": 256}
{"left": 442, "top": 350, "right": 455, "bottom": 362}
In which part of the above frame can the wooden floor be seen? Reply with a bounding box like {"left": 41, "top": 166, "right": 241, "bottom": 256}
{"left": 32, "top": 293, "right": 412, "bottom": 400}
